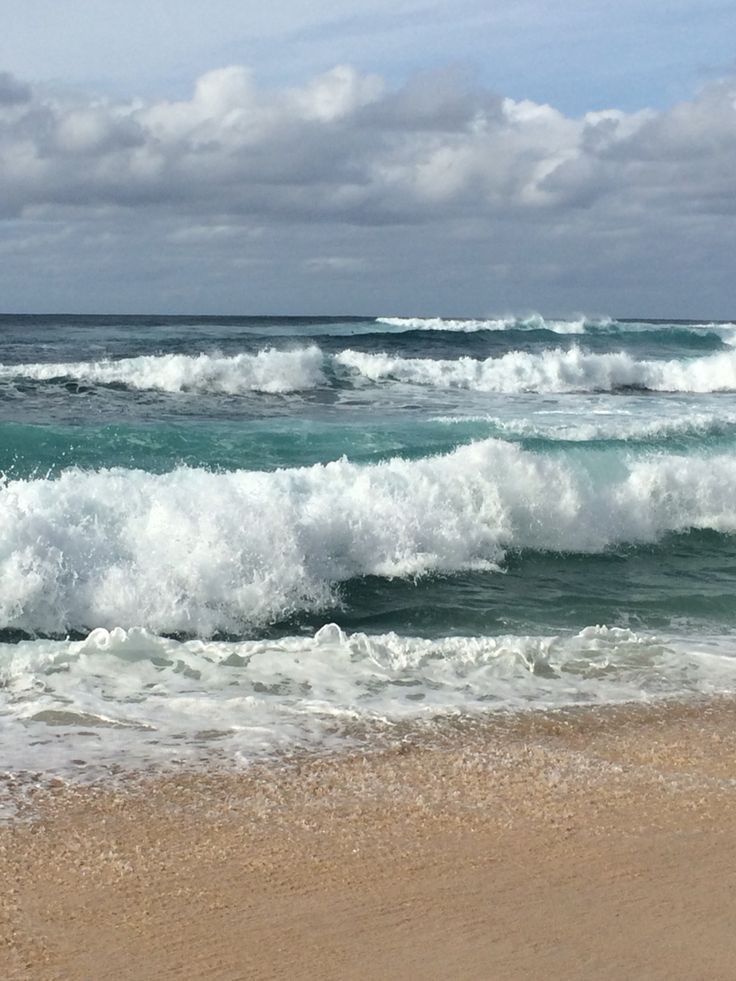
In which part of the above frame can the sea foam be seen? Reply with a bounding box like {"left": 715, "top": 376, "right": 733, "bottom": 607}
{"left": 0, "top": 346, "right": 325, "bottom": 394}
{"left": 375, "top": 315, "right": 602, "bottom": 333}
{"left": 337, "top": 346, "right": 736, "bottom": 393}
{"left": 6, "top": 342, "right": 736, "bottom": 397}
{"left": 2, "top": 439, "right": 736, "bottom": 635}
{"left": 2, "top": 623, "right": 735, "bottom": 775}
{"left": 375, "top": 315, "right": 736, "bottom": 342}
{"left": 428, "top": 410, "right": 736, "bottom": 444}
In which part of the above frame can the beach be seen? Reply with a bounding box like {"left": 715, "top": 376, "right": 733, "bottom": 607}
{"left": 3, "top": 13, "right": 736, "bottom": 975}
{"left": 3, "top": 313, "right": 736, "bottom": 978}
{"left": 3, "top": 696, "right": 736, "bottom": 980}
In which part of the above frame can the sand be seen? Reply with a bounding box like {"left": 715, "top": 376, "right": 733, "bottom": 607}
{"left": 2, "top": 697, "right": 736, "bottom": 980}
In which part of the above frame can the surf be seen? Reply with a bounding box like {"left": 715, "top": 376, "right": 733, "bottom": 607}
{"left": 0, "top": 346, "right": 326, "bottom": 394}
{"left": 3, "top": 439, "right": 736, "bottom": 635}
{"left": 337, "top": 345, "right": 736, "bottom": 393}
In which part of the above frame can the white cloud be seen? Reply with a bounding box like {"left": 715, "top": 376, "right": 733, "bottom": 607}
{"left": 1, "top": 65, "right": 733, "bottom": 225}
{"left": 291, "top": 65, "right": 384, "bottom": 122}
{"left": 0, "top": 64, "right": 734, "bottom": 315}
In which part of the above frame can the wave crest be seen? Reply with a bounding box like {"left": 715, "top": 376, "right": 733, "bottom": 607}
{"left": 376, "top": 314, "right": 597, "bottom": 333}
{"left": 337, "top": 346, "right": 736, "bottom": 393}
{"left": 6, "top": 341, "right": 736, "bottom": 397}
{"left": 375, "top": 315, "right": 736, "bottom": 342}
{"left": 2, "top": 440, "right": 736, "bottom": 634}
{"left": 0, "top": 346, "right": 325, "bottom": 394}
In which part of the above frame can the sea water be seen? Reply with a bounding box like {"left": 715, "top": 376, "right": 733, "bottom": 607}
{"left": 2, "top": 312, "right": 736, "bottom": 775}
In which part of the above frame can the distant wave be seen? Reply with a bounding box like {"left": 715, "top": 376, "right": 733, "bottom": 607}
{"left": 376, "top": 314, "right": 601, "bottom": 333}
{"left": 376, "top": 315, "right": 736, "bottom": 343}
{"left": 6, "top": 340, "right": 736, "bottom": 397}
{"left": 428, "top": 411, "right": 736, "bottom": 444}
{"left": 337, "top": 346, "right": 736, "bottom": 393}
{"left": 0, "top": 347, "right": 325, "bottom": 395}
{"left": 3, "top": 439, "right": 736, "bottom": 635}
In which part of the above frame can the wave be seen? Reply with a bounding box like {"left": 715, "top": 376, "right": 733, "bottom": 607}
{"left": 428, "top": 411, "right": 736, "bottom": 444}
{"left": 375, "top": 315, "right": 736, "bottom": 342}
{"left": 337, "top": 346, "right": 736, "bottom": 393}
{"left": 376, "top": 314, "right": 600, "bottom": 334}
{"left": 3, "top": 439, "right": 736, "bottom": 635}
{"left": 0, "top": 347, "right": 325, "bottom": 395}
{"left": 5, "top": 622, "right": 735, "bottom": 774}
{"left": 4, "top": 409, "right": 736, "bottom": 485}
{"left": 6, "top": 342, "right": 736, "bottom": 398}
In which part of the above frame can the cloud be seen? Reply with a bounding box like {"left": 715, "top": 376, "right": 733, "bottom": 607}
{"left": 1, "top": 64, "right": 734, "bottom": 226}
{"left": 304, "top": 255, "right": 368, "bottom": 274}
{"left": 0, "top": 71, "right": 31, "bottom": 106}
{"left": 0, "top": 64, "right": 735, "bottom": 315}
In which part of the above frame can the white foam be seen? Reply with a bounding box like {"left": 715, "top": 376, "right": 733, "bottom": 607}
{"left": 375, "top": 314, "right": 594, "bottom": 333}
{"left": 7, "top": 341, "right": 736, "bottom": 398}
{"left": 375, "top": 316, "right": 736, "bottom": 340}
{"left": 2, "top": 623, "right": 735, "bottom": 776}
{"left": 0, "top": 346, "right": 325, "bottom": 394}
{"left": 337, "top": 346, "right": 736, "bottom": 393}
{"left": 2, "top": 440, "right": 736, "bottom": 635}
{"left": 690, "top": 323, "right": 736, "bottom": 345}
{"left": 428, "top": 410, "right": 736, "bottom": 442}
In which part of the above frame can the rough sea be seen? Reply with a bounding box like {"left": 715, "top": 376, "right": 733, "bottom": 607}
{"left": 2, "top": 312, "right": 736, "bottom": 776}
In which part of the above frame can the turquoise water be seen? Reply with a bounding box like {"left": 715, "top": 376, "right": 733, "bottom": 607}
{"left": 2, "top": 312, "right": 736, "bottom": 774}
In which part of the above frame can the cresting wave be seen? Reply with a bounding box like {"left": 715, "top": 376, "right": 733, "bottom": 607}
{"left": 3, "top": 439, "right": 736, "bottom": 636}
{"left": 0, "top": 346, "right": 325, "bottom": 394}
{"left": 375, "top": 315, "right": 736, "bottom": 341}
{"left": 428, "top": 411, "right": 736, "bottom": 444}
{"left": 337, "top": 346, "right": 736, "bottom": 393}
{"left": 6, "top": 342, "right": 736, "bottom": 396}
{"left": 376, "top": 314, "right": 605, "bottom": 333}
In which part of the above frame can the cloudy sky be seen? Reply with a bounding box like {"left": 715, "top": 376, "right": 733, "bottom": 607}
{"left": 1, "top": 1, "right": 735, "bottom": 317}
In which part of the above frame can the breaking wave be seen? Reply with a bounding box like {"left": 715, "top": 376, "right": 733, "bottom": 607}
{"left": 2, "top": 439, "right": 736, "bottom": 635}
{"left": 375, "top": 315, "right": 736, "bottom": 342}
{"left": 428, "top": 411, "right": 736, "bottom": 445}
{"left": 376, "top": 314, "right": 599, "bottom": 333}
{"left": 0, "top": 346, "right": 325, "bottom": 394}
{"left": 7, "top": 342, "right": 736, "bottom": 397}
{"left": 337, "top": 346, "right": 736, "bottom": 393}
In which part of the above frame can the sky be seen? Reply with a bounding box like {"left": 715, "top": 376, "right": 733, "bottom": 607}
{"left": 1, "top": 0, "right": 735, "bottom": 317}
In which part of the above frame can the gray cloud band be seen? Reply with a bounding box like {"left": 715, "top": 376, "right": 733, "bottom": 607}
{"left": 1, "top": 65, "right": 734, "bottom": 225}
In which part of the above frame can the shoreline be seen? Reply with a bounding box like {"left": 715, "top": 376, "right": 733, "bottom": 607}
{"left": 3, "top": 696, "right": 736, "bottom": 979}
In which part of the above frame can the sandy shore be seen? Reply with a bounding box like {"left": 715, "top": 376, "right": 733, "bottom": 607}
{"left": 2, "top": 698, "right": 736, "bottom": 980}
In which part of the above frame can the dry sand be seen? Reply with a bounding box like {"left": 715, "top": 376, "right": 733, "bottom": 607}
{"left": 2, "top": 697, "right": 736, "bottom": 980}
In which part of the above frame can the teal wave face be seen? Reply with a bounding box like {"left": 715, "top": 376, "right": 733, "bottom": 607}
{"left": 3, "top": 439, "right": 736, "bottom": 638}
{"left": 5, "top": 410, "right": 736, "bottom": 479}
{"left": 3, "top": 530, "right": 735, "bottom": 644}
{"left": 0, "top": 419, "right": 498, "bottom": 476}
{"left": 276, "top": 530, "right": 736, "bottom": 641}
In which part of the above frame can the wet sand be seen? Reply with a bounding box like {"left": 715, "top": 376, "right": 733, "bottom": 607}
{"left": 2, "top": 698, "right": 736, "bottom": 980}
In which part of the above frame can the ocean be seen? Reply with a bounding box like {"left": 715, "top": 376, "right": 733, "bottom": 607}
{"left": 2, "top": 312, "right": 736, "bottom": 776}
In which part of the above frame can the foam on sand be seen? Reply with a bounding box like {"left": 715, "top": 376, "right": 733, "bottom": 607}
{"left": 2, "top": 622, "right": 735, "bottom": 774}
